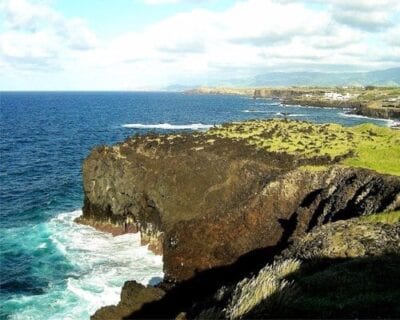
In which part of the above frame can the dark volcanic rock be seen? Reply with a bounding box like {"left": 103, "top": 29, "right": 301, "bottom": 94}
{"left": 91, "top": 281, "right": 165, "bottom": 320}
{"left": 355, "top": 105, "right": 400, "bottom": 120}
{"left": 78, "top": 130, "right": 400, "bottom": 282}
{"left": 190, "top": 219, "right": 400, "bottom": 320}
{"left": 279, "top": 219, "right": 400, "bottom": 260}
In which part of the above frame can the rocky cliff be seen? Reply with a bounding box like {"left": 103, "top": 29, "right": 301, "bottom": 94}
{"left": 78, "top": 120, "right": 400, "bottom": 284}
{"left": 80, "top": 119, "right": 400, "bottom": 319}
{"left": 188, "top": 214, "right": 400, "bottom": 319}
{"left": 91, "top": 213, "right": 400, "bottom": 319}
{"left": 355, "top": 105, "right": 400, "bottom": 119}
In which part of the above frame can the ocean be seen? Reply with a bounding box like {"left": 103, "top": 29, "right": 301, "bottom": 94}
{"left": 0, "top": 92, "right": 392, "bottom": 319}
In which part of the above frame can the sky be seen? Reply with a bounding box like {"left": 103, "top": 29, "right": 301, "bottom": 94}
{"left": 0, "top": 0, "right": 399, "bottom": 90}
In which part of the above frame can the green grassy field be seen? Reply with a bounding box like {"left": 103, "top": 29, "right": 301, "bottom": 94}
{"left": 360, "top": 211, "right": 400, "bottom": 224}
{"left": 208, "top": 119, "right": 400, "bottom": 176}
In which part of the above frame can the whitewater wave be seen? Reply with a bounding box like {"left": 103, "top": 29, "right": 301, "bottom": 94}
{"left": 339, "top": 112, "right": 395, "bottom": 127}
{"left": 7, "top": 210, "right": 163, "bottom": 320}
{"left": 282, "top": 104, "right": 338, "bottom": 110}
{"left": 276, "top": 112, "right": 306, "bottom": 117}
{"left": 254, "top": 102, "right": 281, "bottom": 106}
{"left": 122, "top": 123, "right": 213, "bottom": 130}
{"left": 242, "top": 110, "right": 274, "bottom": 113}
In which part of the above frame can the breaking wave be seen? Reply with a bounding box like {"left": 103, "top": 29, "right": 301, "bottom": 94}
{"left": 339, "top": 112, "right": 395, "bottom": 127}
{"left": 3, "top": 210, "right": 163, "bottom": 320}
{"left": 242, "top": 110, "right": 275, "bottom": 113}
{"left": 122, "top": 123, "right": 213, "bottom": 130}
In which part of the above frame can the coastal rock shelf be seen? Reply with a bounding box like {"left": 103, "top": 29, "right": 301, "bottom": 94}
{"left": 189, "top": 86, "right": 400, "bottom": 120}
{"left": 77, "top": 120, "right": 400, "bottom": 283}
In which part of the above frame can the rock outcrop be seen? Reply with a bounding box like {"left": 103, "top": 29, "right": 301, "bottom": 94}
{"left": 187, "top": 217, "right": 400, "bottom": 320}
{"left": 279, "top": 218, "right": 400, "bottom": 260}
{"left": 355, "top": 105, "right": 400, "bottom": 119}
{"left": 91, "top": 281, "right": 165, "bottom": 320}
{"left": 78, "top": 121, "right": 400, "bottom": 282}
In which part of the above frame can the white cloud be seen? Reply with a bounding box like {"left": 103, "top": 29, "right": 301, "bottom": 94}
{"left": 142, "top": 0, "right": 206, "bottom": 4}
{"left": 2, "top": 0, "right": 60, "bottom": 30}
{"left": 331, "top": 0, "right": 400, "bottom": 12}
{"left": 142, "top": 0, "right": 180, "bottom": 4}
{"left": 0, "top": 0, "right": 97, "bottom": 70}
{"left": 99, "top": 0, "right": 395, "bottom": 77}
{"left": 273, "top": 0, "right": 399, "bottom": 31}
{"left": 1, "top": 0, "right": 399, "bottom": 89}
{"left": 385, "top": 26, "right": 400, "bottom": 47}
{"left": 328, "top": 0, "right": 399, "bottom": 32}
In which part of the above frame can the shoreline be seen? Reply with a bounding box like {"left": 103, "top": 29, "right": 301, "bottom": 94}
{"left": 186, "top": 87, "right": 400, "bottom": 121}
{"left": 75, "top": 216, "right": 164, "bottom": 255}
{"left": 84, "top": 119, "right": 400, "bottom": 319}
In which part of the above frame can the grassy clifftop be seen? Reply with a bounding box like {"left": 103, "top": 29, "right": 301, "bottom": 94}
{"left": 208, "top": 119, "right": 400, "bottom": 176}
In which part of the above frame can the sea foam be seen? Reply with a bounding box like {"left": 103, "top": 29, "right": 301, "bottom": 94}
{"left": 122, "top": 123, "right": 213, "bottom": 130}
{"left": 339, "top": 112, "right": 395, "bottom": 127}
{"left": 242, "top": 110, "right": 275, "bottom": 113}
{"left": 275, "top": 112, "right": 306, "bottom": 117}
{"left": 7, "top": 210, "right": 163, "bottom": 320}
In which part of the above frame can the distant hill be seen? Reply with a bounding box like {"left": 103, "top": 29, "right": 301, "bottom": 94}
{"left": 248, "top": 67, "right": 400, "bottom": 87}
{"left": 166, "top": 67, "right": 400, "bottom": 90}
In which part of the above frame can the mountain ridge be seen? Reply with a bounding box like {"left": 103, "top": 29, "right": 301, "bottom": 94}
{"left": 166, "top": 67, "right": 400, "bottom": 90}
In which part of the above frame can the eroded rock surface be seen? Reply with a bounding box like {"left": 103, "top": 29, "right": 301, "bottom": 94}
{"left": 91, "top": 281, "right": 165, "bottom": 320}
{"left": 279, "top": 219, "right": 400, "bottom": 260}
{"left": 188, "top": 217, "right": 400, "bottom": 320}
{"left": 78, "top": 121, "right": 400, "bottom": 282}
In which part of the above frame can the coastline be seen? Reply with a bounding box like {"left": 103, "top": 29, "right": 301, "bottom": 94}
{"left": 84, "top": 119, "right": 400, "bottom": 319}
{"left": 4, "top": 91, "right": 399, "bottom": 320}
{"left": 186, "top": 87, "right": 400, "bottom": 121}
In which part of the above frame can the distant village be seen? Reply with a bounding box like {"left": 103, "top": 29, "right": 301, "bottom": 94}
{"left": 302, "top": 92, "right": 358, "bottom": 102}
{"left": 300, "top": 86, "right": 400, "bottom": 108}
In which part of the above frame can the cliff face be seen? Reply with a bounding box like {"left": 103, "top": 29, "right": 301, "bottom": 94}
{"left": 355, "top": 105, "right": 400, "bottom": 119}
{"left": 78, "top": 121, "right": 400, "bottom": 282}
{"left": 253, "top": 88, "right": 307, "bottom": 99}
{"left": 90, "top": 213, "right": 400, "bottom": 320}
{"left": 190, "top": 217, "right": 400, "bottom": 320}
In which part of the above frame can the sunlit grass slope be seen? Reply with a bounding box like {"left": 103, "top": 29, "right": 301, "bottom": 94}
{"left": 360, "top": 211, "right": 400, "bottom": 224}
{"left": 208, "top": 119, "right": 400, "bottom": 176}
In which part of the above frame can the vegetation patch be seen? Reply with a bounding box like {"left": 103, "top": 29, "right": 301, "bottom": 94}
{"left": 341, "top": 124, "right": 400, "bottom": 176}
{"left": 208, "top": 119, "right": 400, "bottom": 176}
{"left": 226, "top": 259, "right": 301, "bottom": 320}
{"left": 281, "top": 255, "right": 400, "bottom": 319}
{"left": 360, "top": 211, "right": 400, "bottom": 224}
{"left": 200, "top": 215, "right": 400, "bottom": 319}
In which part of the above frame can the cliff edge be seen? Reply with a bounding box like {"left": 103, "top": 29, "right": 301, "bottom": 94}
{"left": 78, "top": 120, "right": 400, "bottom": 284}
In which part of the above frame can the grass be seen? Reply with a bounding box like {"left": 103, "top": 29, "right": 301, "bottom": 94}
{"left": 341, "top": 124, "right": 400, "bottom": 176}
{"left": 360, "top": 211, "right": 400, "bottom": 224}
{"left": 226, "top": 259, "right": 301, "bottom": 319}
{"left": 299, "top": 165, "right": 329, "bottom": 172}
{"left": 356, "top": 87, "right": 400, "bottom": 101}
{"left": 282, "top": 255, "right": 400, "bottom": 319}
{"left": 209, "top": 120, "right": 355, "bottom": 159}
{"left": 225, "top": 255, "right": 400, "bottom": 319}
{"left": 208, "top": 119, "right": 400, "bottom": 176}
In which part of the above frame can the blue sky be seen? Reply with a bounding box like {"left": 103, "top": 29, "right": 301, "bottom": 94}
{"left": 53, "top": 0, "right": 235, "bottom": 39}
{"left": 0, "top": 0, "right": 399, "bottom": 90}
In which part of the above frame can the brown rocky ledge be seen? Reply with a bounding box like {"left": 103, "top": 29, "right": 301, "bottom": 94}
{"left": 77, "top": 120, "right": 400, "bottom": 283}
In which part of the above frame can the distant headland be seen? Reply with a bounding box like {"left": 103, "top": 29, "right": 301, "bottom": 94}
{"left": 186, "top": 86, "right": 400, "bottom": 120}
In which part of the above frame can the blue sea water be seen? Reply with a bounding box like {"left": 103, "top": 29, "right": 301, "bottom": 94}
{"left": 0, "top": 92, "right": 392, "bottom": 319}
